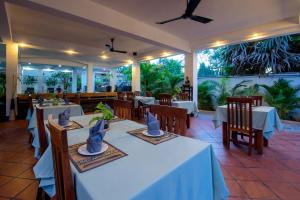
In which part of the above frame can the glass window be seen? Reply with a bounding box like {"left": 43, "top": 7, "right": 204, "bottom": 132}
{"left": 19, "top": 63, "right": 87, "bottom": 94}
{"left": 0, "top": 43, "right": 6, "bottom": 120}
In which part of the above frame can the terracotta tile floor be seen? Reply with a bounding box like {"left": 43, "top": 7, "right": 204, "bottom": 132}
{"left": 0, "top": 112, "right": 300, "bottom": 200}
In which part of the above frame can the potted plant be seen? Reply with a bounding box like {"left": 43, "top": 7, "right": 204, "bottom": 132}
{"left": 89, "top": 103, "right": 113, "bottom": 129}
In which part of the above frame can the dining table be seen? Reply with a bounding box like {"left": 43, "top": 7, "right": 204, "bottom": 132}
{"left": 212, "top": 105, "right": 283, "bottom": 148}
{"left": 28, "top": 102, "right": 84, "bottom": 158}
{"left": 34, "top": 114, "right": 229, "bottom": 200}
{"left": 133, "top": 96, "right": 155, "bottom": 108}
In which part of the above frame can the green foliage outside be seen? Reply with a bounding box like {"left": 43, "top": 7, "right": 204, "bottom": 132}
{"left": 0, "top": 74, "right": 5, "bottom": 97}
{"left": 140, "top": 58, "right": 184, "bottom": 98}
{"left": 51, "top": 72, "right": 72, "bottom": 91}
{"left": 198, "top": 33, "right": 300, "bottom": 76}
{"left": 45, "top": 77, "right": 57, "bottom": 87}
{"left": 260, "top": 79, "right": 300, "bottom": 120}
{"left": 23, "top": 75, "right": 37, "bottom": 85}
{"left": 198, "top": 78, "right": 300, "bottom": 120}
{"left": 89, "top": 103, "right": 113, "bottom": 125}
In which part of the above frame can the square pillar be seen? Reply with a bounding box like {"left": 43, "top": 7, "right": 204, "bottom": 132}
{"left": 72, "top": 69, "right": 78, "bottom": 93}
{"left": 131, "top": 59, "right": 140, "bottom": 92}
{"left": 110, "top": 69, "right": 117, "bottom": 92}
{"left": 87, "top": 63, "right": 94, "bottom": 93}
{"left": 5, "top": 42, "right": 19, "bottom": 118}
{"left": 184, "top": 51, "right": 198, "bottom": 107}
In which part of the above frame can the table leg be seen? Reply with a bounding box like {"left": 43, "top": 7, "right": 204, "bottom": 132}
{"left": 186, "top": 114, "right": 190, "bottom": 129}
{"left": 222, "top": 122, "right": 228, "bottom": 146}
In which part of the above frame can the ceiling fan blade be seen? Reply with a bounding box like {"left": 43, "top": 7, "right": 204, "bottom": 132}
{"left": 112, "top": 50, "right": 127, "bottom": 54}
{"left": 185, "top": 0, "right": 201, "bottom": 15}
{"left": 156, "top": 16, "right": 183, "bottom": 24}
{"left": 190, "top": 15, "right": 213, "bottom": 24}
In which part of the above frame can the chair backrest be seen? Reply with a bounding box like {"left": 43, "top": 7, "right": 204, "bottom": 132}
{"left": 250, "top": 96, "right": 262, "bottom": 106}
{"left": 150, "top": 105, "right": 187, "bottom": 135}
{"left": 158, "top": 93, "right": 172, "bottom": 106}
{"left": 227, "top": 97, "right": 253, "bottom": 136}
{"left": 36, "top": 106, "right": 48, "bottom": 155}
{"left": 178, "top": 92, "right": 189, "bottom": 101}
{"left": 117, "top": 92, "right": 125, "bottom": 100}
{"left": 126, "top": 92, "right": 134, "bottom": 101}
{"left": 113, "top": 100, "right": 133, "bottom": 120}
{"left": 134, "top": 91, "right": 141, "bottom": 96}
{"left": 48, "top": 115, "right": 76, "bottom": 200}
{"left": 145, "top": 91, "right": 152, "bottom": 97}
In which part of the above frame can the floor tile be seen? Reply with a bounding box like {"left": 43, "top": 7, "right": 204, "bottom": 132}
{"left": 14, "top": 181, "right": 39, "bottom": 200}
{"left": 0, "top": 176, "right": 13, "bottom": 187}
{"left": 225, "top": 180, "right": 247, "bottom": 198}
{"left": 265, "top": 181, "right": 300, "bottom": 200}
{"left": 225, "top": 166, "right": 258, "bottom": 181}
{"left": 0, "top": 163, "right": 31, "bottom": 177}
{"left": 17, "top": 169, "right": 35, "bottom": 180}
{"left": 0, "top": 178, "right": 33, "bottom": 198}
{"left": 237, "top": 180, "right": 277, "bottom": 199}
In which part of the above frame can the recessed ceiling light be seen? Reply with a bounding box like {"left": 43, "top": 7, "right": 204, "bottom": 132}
{"left": 19, "top": 43, "right": 29, "bottom": 48}
{"left": 100, "top": 55, "right": 109, "bottom": 60}
{"left": 145, "top": 56, "right": 153, "bottom": 60}
{"left": 161, "top": 52, "right": 172, "bottom": 57}
{"left": 248, "top": 33, "right": 264, "bottom": 40}
{"left": 64, "top": 50, "right": 78, "bottom": 55}
{"left": 126, "top": 59, "right": 133, "bottom": 64}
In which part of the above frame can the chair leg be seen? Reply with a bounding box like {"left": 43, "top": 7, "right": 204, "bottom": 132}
{"left": 226, "top": 130, "right": 231, "bottom": 150}
{"left": 256, "top": 132, "right": 263, "bottom": 154}
{"left": 248, "top": 137, "right": 252, "bottom": 156}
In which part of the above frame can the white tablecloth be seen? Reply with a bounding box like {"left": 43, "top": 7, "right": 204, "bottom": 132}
{"left": 134, "top": 96, "right": 155, "bottom": 107}
{"left": 172, "top": 101, "right": 198, "bottom": 115}
{"left": 29, "top": 103, "right": 83, "bottom": 157}
{"left": 34, "top": 115, "right": 229, "bottom": 200}
{"left": 213, "top": 105, "right": 283, "bottom": 139}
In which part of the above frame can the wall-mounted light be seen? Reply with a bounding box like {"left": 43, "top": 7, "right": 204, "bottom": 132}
{"left": 144, "top": 56, "right": 153, "bottom": 61}
{"left": 126, "top": 59, "right": 133, "bottom": 64}
{"left": 248, "top": 33, "right": 264, "bottom": 40}
{"left": 58, "top": 64, "right": 62, "bottom": 67}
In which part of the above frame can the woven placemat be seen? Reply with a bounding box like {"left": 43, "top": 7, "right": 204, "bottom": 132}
{"left": 69, "top": 141, "right": 127, "bottom": 173}
{"left": 109, "top": 118, "right": 126, "bottom": 123}
{"left": 127, "top": 128, "right": 178, "bottom": 145}
{"left": 46, "top": 120, "right": 83, "bottom": 131}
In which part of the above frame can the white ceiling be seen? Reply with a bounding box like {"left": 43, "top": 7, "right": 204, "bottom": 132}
{"left": 1, "top": 0, "right": 299, "bottom": 66}
{"left": 6, "top": 3, "right": 164, "bottom": 66}
{"left": 93, "top": 0, "right": 300, "bottom": 42}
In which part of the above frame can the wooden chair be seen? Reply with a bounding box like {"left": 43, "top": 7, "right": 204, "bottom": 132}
{"left": 137, "top": 100, "right": 150, "bottom": 120}
{"left": 145, "top": 91, "right": 152, "bottom": 97}
{"left": 134, "top": 91, "right": 141, "bottom": 96}
{"left": 250, "top": 96, "right": 263, "bottom": 106}
{"left": 158, "top": 93, "right": 172, "bottom": 106}
{"left": 126, "top": 92, "right": 134, "bottom": 101}
{"left": 226, "top": 97, "right": 263, "bottom": 155}
{"left": 28, "top": 95, "right": 34, "bottom": 143}
{"left": 117, "top": 92, "right": 125, "bottom": 100}
{"left": 47, "top": 115, "right": 76, "bottom": 200}
{"left": 150, "top": 105, "right": 187, "bottom": 135}
{"left": 36, "top": 106, "right": 48, "bottom": 156}
{"left": 113, "top": 100, "right": 133, "bottom": 120}
{"left": 178, "top": 92, "right": 189, "bottom": 101}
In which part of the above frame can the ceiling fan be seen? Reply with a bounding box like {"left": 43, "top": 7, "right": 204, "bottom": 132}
{"left": 156, "top": 0, "right": 213, "bottom": 25}
{"left": 105, "top": 38, "right": 127, "bottom": 54}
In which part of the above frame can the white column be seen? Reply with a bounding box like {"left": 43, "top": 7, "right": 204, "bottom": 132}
{"left": 87, "top": 63, "right": 94, "bottom": 93}
{"left": 184, "top": 51, "right": 198, "bottom": 107}
{"left": 5, "top": 42, "right": 19, "bottom": 118}
{"left": 131, "top": 59, "right": 140, "bottom": 92}
{"left": 110, "top": 69, "right": 117, "bottom": 92}
{"left": 72, "top": 69, "right": 78, "bottom": 93}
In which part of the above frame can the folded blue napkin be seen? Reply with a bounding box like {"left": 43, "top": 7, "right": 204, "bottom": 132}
{"left": 58, "top": 108, "right": 71, "bottom": 126}
{"left": 87, "top": 120, "right": 106, "bottom": 153}
{"left": 38, "top": 97, "right": 44, "bottom": 106}
{"left": 64, "top": 98, "right": 69, "bottom": 105}
{"left": 144, "top": 112, "right": 160, "bottom": 136}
